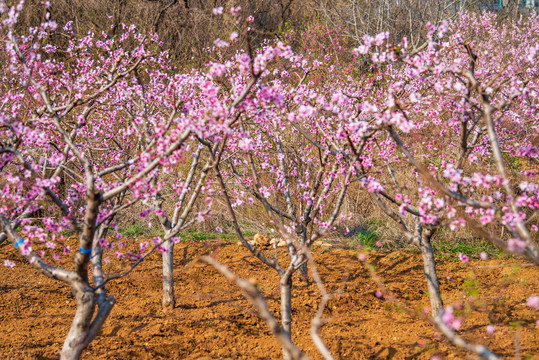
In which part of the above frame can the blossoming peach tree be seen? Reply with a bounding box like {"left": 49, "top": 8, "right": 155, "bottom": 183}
{"left": 144, "top": 6, "right": 304, "bottom": 310}
{"left": 341, "top": 11, "right": 539, "bottom": 358}
{"left": 0, "top": 2, "right": 243, "bottom": 358}
{"left": 195, "top": 35, "right": 379, "bottom": 359}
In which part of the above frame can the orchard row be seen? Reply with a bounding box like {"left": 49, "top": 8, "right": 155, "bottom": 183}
{"left": 0, "top": 3, "right": 538, "bottom": 359}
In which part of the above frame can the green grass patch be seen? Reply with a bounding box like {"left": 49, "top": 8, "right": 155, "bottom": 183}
{"left": 117, "top": 224, "right": 255, "bottom": 242}
{"left": 119, "top": 223, "right": 148, "bottom": 237}
{"left": 356, "top": 230, "right": 379, "bottom": 248}
{"left": 183, "top": 229, "right": 255, "bottom": 242}
{"left": 433, "top": 239, "right": 506, "bottom": 260}
{"left": 347, "top": 225, "right": 384, "bottom": 250}
{"left": 462, "top": 277, "right": 479, "bottom": 297}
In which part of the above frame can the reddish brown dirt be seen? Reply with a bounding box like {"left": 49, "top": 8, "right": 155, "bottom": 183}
{"left": 1, "top": 241, "right": 538, "bottom": 360}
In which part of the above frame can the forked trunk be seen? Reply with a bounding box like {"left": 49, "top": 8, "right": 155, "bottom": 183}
{"left": 60, "top": 286, "right": 95, "bottom": 360}
{"left": 419, "top": 230, "right": 443, "bottom": 317}
{"left": 162, "top": 239, "right": 175, "bottom": 309}
{"left": 280, "top": 274, "right": 293, "bottom": 360}
{"left": 59, "top": 279, "right": 115, "bottom": 360}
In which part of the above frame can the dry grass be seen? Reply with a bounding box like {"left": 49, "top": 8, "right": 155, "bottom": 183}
{"left": 16, "top": 0, "right": 317, "bottom": 65}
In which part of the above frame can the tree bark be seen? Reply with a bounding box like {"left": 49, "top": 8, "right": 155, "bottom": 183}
{"left": 162, "top": 239, "right": 175, "bottom": 310}
{"left": 91, "top": 245, "right": 107, "bottom": 305}
{"left": 419, "top": 229, "right": 443, "bottom": 317}
{"left": 59, "top": 279, "right": 115, "bottom": 360}
{"left": 280, "top": 274, "right": 293, "bottom": 360}
{"left": 299, "top": 262, "right": 308, "bottom": 281}
{"left": 92, "top": 226, "right": 108, "bottom": 305}
{"left": 59, "top": 282, "right": 96, "bottom": 360}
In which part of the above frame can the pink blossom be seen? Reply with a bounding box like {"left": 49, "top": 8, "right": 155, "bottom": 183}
{"left": 259, "top": 186, "right": 271, "bottom": 198}
{"left": 441, "top": 307, "right": 463, "bottom": 330}
{"left": 238, "top": 138, "right": 254, "bottom": 151}
{"left": 353, "top": 45, "right": 369, "bottom": 55}
{"left": 209, "top": 62, "right": 227, "bottom": 77}
{"left": 297, "top": 105, "right": 316, "bottom": 119}
{"left": 365, "top": 178, "right": 383, "bottom": 193}
{"left": 479, "top": 215, "right": 493, "bottom": 225}
{"left": 230, "top": 6, "right": 241, "bottom": 16}
{"left": 449, "top": 218, "right": 466, "bottom": 230}
{"left": 213, "top": 39, "right": 229, "bottom": 48}
{"left": 423, "top": 214, "right": 438, "bottom": 224}
{"left": 527, "top": 296, "right": 539, "bottom": 309}
{"left": 3, "top": 260, "right": 15, "bottom": 268}
{"left": 196, "top": 212, "right": 205, "bottom": 222}
{"left": 374, "top": 32, "right": 389, "bottom": 46}
{"left": 399, "top": 204, "right": 407, "bottom": 215}
{"left": 212, "top": 6, "right": 223, "bottom": 15}
{"left": 441, "top": 307, "right": 455, "bottom": 325}
{"left": 63, "top": 20, "right": 73, "bottom": 32}
{"left": 507, "top": 238, "right": 526, "bottom": 253}
{"left": 451, "top": 318, "right": 462, "bottom": 330}
{"left": 433, "top": 198, "right": 445, "bottom": 209}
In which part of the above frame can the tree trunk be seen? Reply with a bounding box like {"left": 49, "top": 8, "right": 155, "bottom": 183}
{"left": 280, "top": 274, "right": 293, "bottom": 360}
{"left": 299, "top": 262, "right": 308, "bottom": 281}
{"left": 162, "top": 239, "right": 175, "bottom": 309}
{"left": 59, "top": 280, "right": 115, "bottom": 360}
{"left": 60, "top": 285, "right": 96, "bottom": 360}
{"left": 92, "top": 228, "right": 107, "bottom": 305}
{"left": 419, "top": 230, "right": 443, "bottom": 317}
{"left": 91, "top": 245, "right": 107, "bottom": 305}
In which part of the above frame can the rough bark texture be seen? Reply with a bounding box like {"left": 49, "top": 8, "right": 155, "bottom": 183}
{"left": 59, "top": 280, "right": 116, "bottom": 360}
{"left": 59, "top": 284, "right": 96, "bottom": 360}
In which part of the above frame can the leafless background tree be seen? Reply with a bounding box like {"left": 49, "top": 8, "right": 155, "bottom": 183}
{"left": 316, "top": 0, "right": 536, "bottom": 51}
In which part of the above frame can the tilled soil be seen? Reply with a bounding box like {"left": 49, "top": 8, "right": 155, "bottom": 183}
{"left": 1, "top": 240, "right": 538, "bottom": 359}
